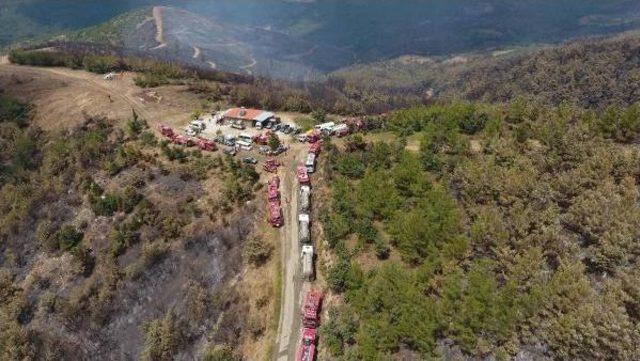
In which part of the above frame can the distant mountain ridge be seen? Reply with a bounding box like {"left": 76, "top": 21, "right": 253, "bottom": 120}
{"left": 16, "top": 0, "right": 640, "bottom": 81}
{"left": 63, "top": 6, "right": 353, "bottom": 81}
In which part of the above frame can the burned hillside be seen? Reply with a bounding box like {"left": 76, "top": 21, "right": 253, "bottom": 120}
{"left": 0, "top": 100, "right": 262, "bottom": 360}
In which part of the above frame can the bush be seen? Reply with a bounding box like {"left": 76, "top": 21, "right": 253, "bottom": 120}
{"left": 242, "top": 237, "right": 272, "bottom": 266}
{"left": 0, "top": 96, "right": 31, "bottom": 127}
{"left": 110, "top": 228, "right": 139, "bottom": 256}
{"left": 134, "top": 73, "right": 169, "bottom": 88}
{"left": 327, "top": 257, "right": 363, "bottom": 293}
{"left": 55, "top": 225, "right": 84, "bottom": 251}
{"left": 203, "top": 344, "right": 237, "bottom": 361}
{"left": 141, "top": 311, "right": 185, "bottom": 361}
{"left": 91, "top": 193, "right": 120, "bottom": 216}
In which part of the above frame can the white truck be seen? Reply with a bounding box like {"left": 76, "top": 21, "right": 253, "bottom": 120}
{"left": 299, "top": 185, "right": 311, "bottom": 213}
{"left": 301, "top": 245, "right": 314, "bottom": 281}
{"left": 305, "top": 153, "right": 316, "bottom": 173}
{"left": 299, "top": 213, "right": 310, "bottom": 244}
{"left": 314, "top": 121, "right": 335, "bottom": 134}
{"left": 331, "top": 123, "right": 349, "bottom": 137}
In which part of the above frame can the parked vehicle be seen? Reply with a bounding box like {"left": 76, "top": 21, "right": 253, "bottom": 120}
{"left": 223, "top": 134, "right": 236, "bottom": 146}
{"left": 332, "top": 123, "right": 350, "bottom": 137}
{"left": 301, "top": 245, "right": 315, "bottom": 281}
{"left": 190, "top": 119, "right": 206, "bottom": 132}
{"left": 231, "top": 120, "right": 245, "bottom": 130}
{"left": 195, "top": 137, "right": 217, "bottom": 151}
{"left": 243, "top": 157, "right": 258, "bottom": 164}
{"left": 159, "top": 125, "right": 175, "bottom": 138}
{"left": 223, "top": 147, "right": 236, "bottom": 156}
{"left": 172, "top": 135, "right": 194, "bottom": 146}
{"left": 299, "top": 214, "right": 310, "bottom": 244}
{"left": 314, "top": 121, "right": 335, "bottom": 134}
{"left": 268, "top": 201, "right": 284, "bottom": 227}
{"left": 296, "top": 328, "right": 317, "bottom": 361}
{"left": 263, "top": 158, "right": 281, "bottom": 173}
{"left": 305, "top": 153, "right": 316, "bottom": 173}
{"left": 299, "top": 185, "right": 311, "bottom": 213}
{"left": 301, "top": 290, "right": 322, "bottom": 327}
{"left": 297, "top": 165, "right": 310, "bottom": 185}
{"left": 267, "top": 176, "right": 280, "bottom": 202}
{"left": 309, "top": 141, "right": 321, "bottom": 155}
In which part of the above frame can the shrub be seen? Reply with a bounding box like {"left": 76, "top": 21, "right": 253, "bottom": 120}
{"left": 141, "top": 311, "right": 185, "bottom": 361}
{"left": 55, "top": 225, "right": 84, "bottom": 251}
{"left": 327, "top": 257, "right": 363, "bottom": 293}
{"left": 203, "top": 344, "right": 236, "bottom": 361}
{"left": 134, "top": 73, "right": 169, "bottom": 88}
{"left": 242, "top": 237, "right": 272, "bottom": 266}
{"left": 91, "top": 193, "right": 120, "bottom": 216}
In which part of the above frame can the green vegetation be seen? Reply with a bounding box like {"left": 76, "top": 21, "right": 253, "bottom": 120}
{"left": 321, "top": 100, "right": 640, "bottom": 359}
{"left": 242, "top": 237, "right": 273, "bottom": 267}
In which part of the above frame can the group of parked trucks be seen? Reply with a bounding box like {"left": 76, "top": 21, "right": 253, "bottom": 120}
{"left": 158, "top": 125, "right": 217, "bottom": 151}
{"left": 296, "top": 290, "right": 323, "bottom": 361}
{"left": 296, "top": 140, "right": 319, "bottom": 281}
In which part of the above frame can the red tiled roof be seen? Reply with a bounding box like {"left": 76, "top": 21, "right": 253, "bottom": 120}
{"left": 224, "top": 108, "right": 264, "bottom": 121}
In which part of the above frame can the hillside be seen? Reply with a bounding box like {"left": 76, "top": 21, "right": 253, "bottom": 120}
{"left": 61, "top": 6, "right": 353, "bottom": 81}
{"left": 0, "top": 63, "right": 281, "bottom": 360}
{"left": 317, "top": 101, "right": 640, "bottom": 360}
{"left": 333, "top": 31, "right": 640, "bottom": 109}
{"left": 8, "top": 0, "right": 640, "bottom": 81}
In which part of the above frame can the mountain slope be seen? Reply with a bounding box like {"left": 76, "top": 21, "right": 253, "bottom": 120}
{"left": 64, "top": 6, "right": 353, "bottom": 80}
{"left": 332, "top": 30, "right": 640, "bottom": 109}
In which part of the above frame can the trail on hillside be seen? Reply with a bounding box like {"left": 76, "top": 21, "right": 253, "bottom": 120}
{"left": 151, "top": 6, "right": 167, "bottom": 50}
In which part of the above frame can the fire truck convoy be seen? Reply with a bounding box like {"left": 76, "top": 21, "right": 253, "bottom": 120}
{"left": 296, "top": 290, "right": 323, "bottom": 361}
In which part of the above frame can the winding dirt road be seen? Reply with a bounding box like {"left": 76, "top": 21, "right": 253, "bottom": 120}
{"left": 151, "top": 6, "right": 168, "bottom": 50}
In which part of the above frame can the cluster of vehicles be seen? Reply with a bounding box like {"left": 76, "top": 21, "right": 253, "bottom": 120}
{"left": 296, "top": 290, "right": 323, "bottom": 361}
{"left": 158, "top": 125, "right": 217, "bottom": 151}
{"left": 267, "top": 176, "right": 284, "bottom": 228}
{"left": 296, "top": 121, "right": 350, "bottom": 143}
{"left": 293, "top": 136, "right": 325, "bottom": 360}
{"left": 296, "top": 139, "right": 320, "bottom": 281}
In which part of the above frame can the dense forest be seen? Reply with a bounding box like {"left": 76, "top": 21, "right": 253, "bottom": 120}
{"left": 319, "top": 100, "right": 640, "bottom": 360}
{"left": 0, "top": 95, "right": 265, "bottom": 359}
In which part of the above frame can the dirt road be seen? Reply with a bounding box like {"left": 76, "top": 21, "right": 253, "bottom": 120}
{"left": 152, "top": 6, "right": 168, "bottom": 50}
{"left": 274, "top": 145, "right": 309, "bottom": 361}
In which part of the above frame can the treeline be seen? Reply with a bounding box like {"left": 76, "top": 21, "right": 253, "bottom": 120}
{"left": 9, "top": 41, "right": 425, "bottom": 115}
{"left": 9, "top": 41, "right": 250, "bottom": 84}
{"left": 320, "top": 100, "right": 640, "bottom": 360}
